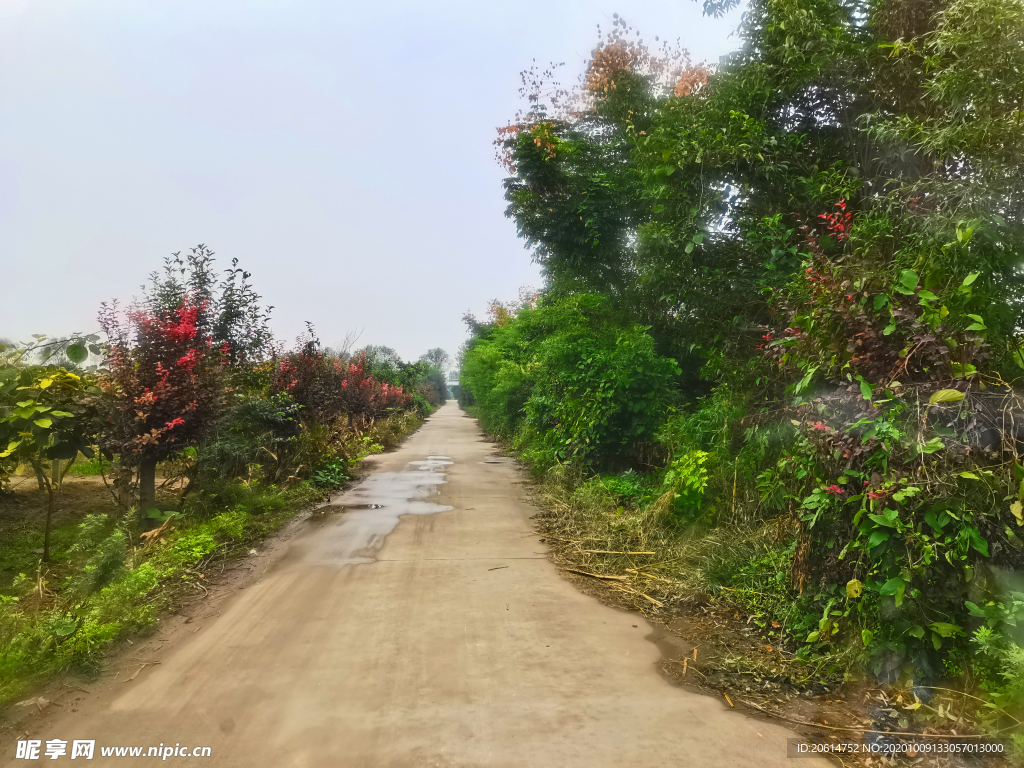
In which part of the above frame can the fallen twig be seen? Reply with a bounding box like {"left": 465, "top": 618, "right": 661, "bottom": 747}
{"left": 737, "top": 698, "right": 1004, "bottom": 738}
{"left": 124, "top": 664, "right": 148, "bottom": 682}
{"left": 561, "top": 568, "right": 626, "bottom": 581}
{"left": 583, "top": 550, "right": 655, "bottom": 555}
{"left": 625, "top": 568, "right": 674, "bottom": 583}
{"left": 541, "top": 534, "right": 585, "bottom": 543}
{"left": 613, "top": 584, "right": 665, "bottom": 607}
{"left": 139, "top": 515, "right": 175, "bottom": 546}
{"left": 665, "top": 658, "right": 705, "bottom": 680}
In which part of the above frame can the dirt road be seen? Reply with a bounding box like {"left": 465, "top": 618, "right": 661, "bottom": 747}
{"left": 13, "top": 402, "right": 824, "bottom": 767}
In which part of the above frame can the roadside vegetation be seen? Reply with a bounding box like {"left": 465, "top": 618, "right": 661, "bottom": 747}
{"left": 0, "top": 246, "right": 449, "bottom": 704}
{"left": 461, "top": 0, "right": 1024, "bottom": 747}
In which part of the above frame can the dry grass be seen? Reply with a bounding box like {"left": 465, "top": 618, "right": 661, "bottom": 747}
{"left": 532, "top": 463, "right": 792, "bottom": 616}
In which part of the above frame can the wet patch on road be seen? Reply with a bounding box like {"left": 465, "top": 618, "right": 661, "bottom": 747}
{"left": 294, "top": 456, "right": 454, "bottom": 566}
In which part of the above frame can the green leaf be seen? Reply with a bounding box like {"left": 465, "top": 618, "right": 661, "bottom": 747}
{"left": 959, "top": 471, "right": 981, "bottom": 480}
{"left": 892, "top": 486, "right": 921, "bottom": 502}
{"left": 793, "top": 365, "right": 819, "bottom": 395}
{"left": 929, "top": 389, "right": 965, "bottom": 405}
{"left": 908, "top": 625, "right": 925, "bottom": 639}
{"left": 873, "top": 295, "right": 888, "bottom": 310}
{"left": 929, "top": 622, "right": 962, "bottom": 638}
{"left": 805, "top": 631, "right": 820, "bottom": 643}
{"left": 879, "top": 576, "right": 906, "bottom": 596}
{"left": 932, "top": 632, "right": 942, "bottom": 651}
{"left": 882, "top": 323, "right": 896, "bottom": 335}
{"left": 50, "top": 617, "right": 78, "bottom": 637}
{"left": 1010, "top": 501, "right": 1023, "bottom": 526}
{"left": 867, "top": 530, "right": 889, "bottom": 549}
{"left": 962, "top": 272, "right": 980, "bottom": 287}
{"left": 0, "top": 440, "right": 22, "bottom": 458}
{"left": 968, "top": 526, "right": 989, "bottom": 557}
{"left": 856, "top": 376, "right": 872, "bottom": 401}
{"left": 846, "top": 579, "right": 863, "bottom": 598}
{"left": 861, "top": 629, "right": 874, "bottom": 647}
{"left": 900, "top": 269, "right": 919, "bottom": 290}
{"left": 918, "top": 290, "right": 939, "bottom": 301}
{"left": 33, "top": 418, "right": 52, "bottom": 428}
{"left": 65, "top": 344, "right": 88, "bottom": 364}
{"left": 951, "top": 362, "right": 978, "bottom": 378}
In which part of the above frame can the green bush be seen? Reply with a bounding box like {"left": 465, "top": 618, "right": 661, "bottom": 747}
{"left": 462, "top": 295, "right": 680, "bottom": 470}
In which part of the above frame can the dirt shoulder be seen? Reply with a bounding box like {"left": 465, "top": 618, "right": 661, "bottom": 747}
{"left": 515, "top": 462, "right": 1009, "bottom": 768}
{"left": 0, "top": 455, "right": 386, "bottom": 752}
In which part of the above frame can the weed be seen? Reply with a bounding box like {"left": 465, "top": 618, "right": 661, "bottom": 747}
{"left": 311, "top": 459, "right": 350, "bottom": 489}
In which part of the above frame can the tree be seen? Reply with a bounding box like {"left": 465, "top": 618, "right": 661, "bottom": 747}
{"left": 357, "top": 345, "right": 404, "bottom": 384}
{"left": 97, "top": 246, "right": 272, "bottom": 517}
{"left": 419, "top": 348, "right": 450, "bottom": 371}
{"left": 0, "top": 366, "right": 99, "bottom": 559}
{"left": 98, "top": 295, "right": 225, "bottom": 517}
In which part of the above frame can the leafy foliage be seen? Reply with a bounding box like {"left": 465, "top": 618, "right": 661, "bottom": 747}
{"left": 470, "top": 0, "right": 1024, "bottom": 732}
{"left": 461, "top": 294, "right": 679, "bottom": 469}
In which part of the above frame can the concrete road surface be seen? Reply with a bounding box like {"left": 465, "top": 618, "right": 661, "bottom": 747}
{"left": 14, "top": 402, "right": 825, "bottom": 767}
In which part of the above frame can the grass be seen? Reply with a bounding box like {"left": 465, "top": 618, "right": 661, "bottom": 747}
{"left": 0, "top": 519, "right": 83, "bottom": 594}
{"left": 64, "top": 456, "right": 112, "bottom": 477}
{"left": 0, "top": 481, "right": 320, "bottom": 704}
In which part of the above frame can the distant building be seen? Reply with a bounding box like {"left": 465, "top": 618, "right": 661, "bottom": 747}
{"left": 447, "top": 370, "right": 460, "bottom": 400}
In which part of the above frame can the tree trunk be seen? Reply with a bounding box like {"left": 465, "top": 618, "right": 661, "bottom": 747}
{"left": 43, "top": 482, "right": 55, "bottom": 563}
{"left": 32, "top": 461, "right": 55, "bottom": 563}
{"left": 139, "top": 457, "right": 157, "bottom": 528}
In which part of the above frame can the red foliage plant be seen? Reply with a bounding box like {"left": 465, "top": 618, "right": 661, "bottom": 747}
{"left": 761, "top": 200, "right": 984, "bottom": 388}
{"left": 267, "top": 332, "right": 412, "bottom": 424}
{"left": 97, "top": 295, "right": 227, "bottom": 505}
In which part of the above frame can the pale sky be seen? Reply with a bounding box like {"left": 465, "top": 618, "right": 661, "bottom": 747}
{"left": 0, "top": 0, "right": 742, "bottom": 364}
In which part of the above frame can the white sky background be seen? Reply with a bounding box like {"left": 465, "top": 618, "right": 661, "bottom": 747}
{"left": 0, "top": 0, "right": 742, "bottom": 365}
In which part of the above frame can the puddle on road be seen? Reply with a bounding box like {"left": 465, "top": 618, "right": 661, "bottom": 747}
{"left": 296, "top": 456, "right": 454, "bottom": 566}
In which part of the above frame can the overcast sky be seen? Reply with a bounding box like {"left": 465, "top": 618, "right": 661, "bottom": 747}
{"left": 1, "top": 0, "right": 742, "bottom": 365}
